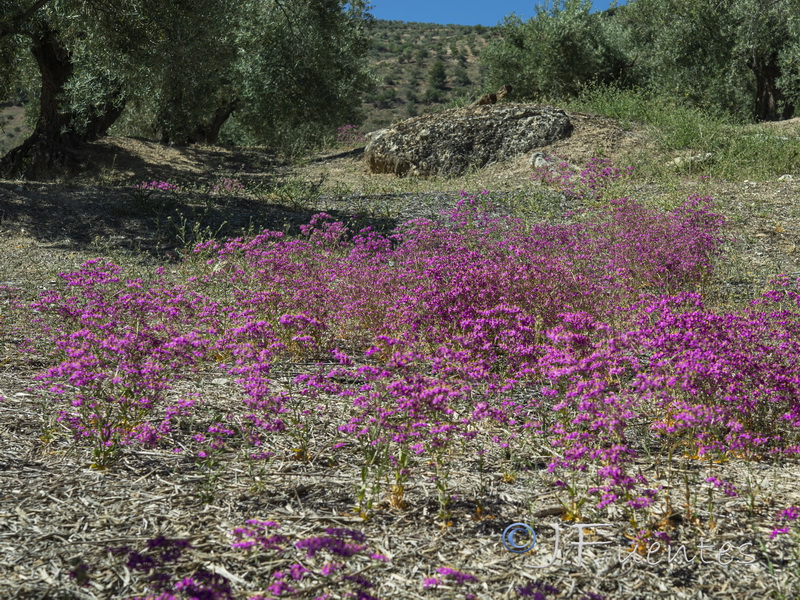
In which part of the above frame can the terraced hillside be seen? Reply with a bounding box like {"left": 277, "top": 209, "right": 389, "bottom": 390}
{"left": 361, "top": 20, "right": 498, "bottom": 131}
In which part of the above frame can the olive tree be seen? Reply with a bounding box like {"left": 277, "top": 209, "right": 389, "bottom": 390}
{"left": 120, "top": 0, "right": 243, "bottom": 146}
{"left": 0, "top": 0, "right": 373, "bottom": 178}
{"left": 220, "top": 0, "right": 373, "bottom": 150}
{"left": 480, "top": 0, "right": 633, "bottom": 101}
{"left": 119, "top": 0, "right": 373, "bottom": 148}
{"left": 731, "top": 0, "right": 800, "bottom": 120}
{"left": 0, "top": 0, "right": 159, "bottom": 177}
{"left": 619, "top": 0, "right": 800, "bottom": 121}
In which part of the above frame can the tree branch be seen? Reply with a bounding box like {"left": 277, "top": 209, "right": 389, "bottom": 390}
{"left": 0, "top": 0, "right": 52, "bottom": 38}
{"left": 273, "top": 0, "right": 297, "bottom": 43}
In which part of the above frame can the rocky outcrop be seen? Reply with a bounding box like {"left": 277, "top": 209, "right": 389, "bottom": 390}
{"left": 364, "top": 103, "right": 573, "bottom": 176}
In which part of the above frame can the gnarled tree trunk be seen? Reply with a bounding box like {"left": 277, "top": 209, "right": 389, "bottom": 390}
{"left": 0, "top": 25, "right": 126, "bottom": 178}
{"left": 189, "top": 99, "right": 241, "bottom": 145}
{"left": 84, "top": 89, "right": 127, "bottom": 142}
{"left": 0, "top": 25, "right": 77, "bottom": 178}
{"left": 160, "top": 98, "right": 241, "bottom": 146}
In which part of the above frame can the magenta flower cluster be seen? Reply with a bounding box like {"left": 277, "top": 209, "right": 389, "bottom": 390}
{"left": 22, "top": 176, "right": 800, "bottom": 526}
{"left": 74, "top": 528, "right": 579, "bottom": 599}
{"left": 539, "top": 287, "right": 800, "bottom": 519}
{"left": 231, "top": 521, "right": 385, "bottom": 598}
{"left": 30, "top": 259, "right": 219, "bottom": 465}
{"left": 210, "top": 177, "right": 245, "bottom": 195}
{"left": 336, "top": 124, "right": 366, "bottom": 146}
{"left": 76, "top": 525, "right": 385, "bottom": 599}
{"left": 424, "top": 566, "right": 477, "bottom": 588}
{"left": 108, "top": 536, "right": 234, "bottom": 600}
{"left": 135, "top": 180, "right": 180, "bottom": 192}
{"left": 771, "top": 506, "right": 800, "bottom": 538}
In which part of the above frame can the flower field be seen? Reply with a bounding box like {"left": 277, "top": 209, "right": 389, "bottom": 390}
{"left": 2, "top": 161, "right": 800, "bottom": 599}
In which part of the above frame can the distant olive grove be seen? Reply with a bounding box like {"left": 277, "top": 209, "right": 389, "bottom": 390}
{"left": 482, "top": 0, "right": 800, "bottom": 124}
{"left": 0, "top": 0, "right": 373, "bottom": 177}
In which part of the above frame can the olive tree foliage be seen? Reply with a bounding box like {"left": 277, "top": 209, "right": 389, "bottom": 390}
{"left": 730, "top": 0, "right": 800, "bottom": 120}
{"left": 221, "top": 0, "right": 374, "bottom": 150}
{"left": 115, "top": 0, "right": 374, "bottom": 149}
{"left": 780, "top": 38, "right": 800, "bottom": 115}
{"left": 614, "top": 0, "right": 743, "bottom": 118}
{"left": 480, "top": 0, "right": 800, "bottom": 122}
{"left": 0, "top": 4, "right": 33, "bottom": 103}
{"left": 618, "top": 0, "right": 800, "bottom": 121}
{"left": 480, "top": 0, "right": 634, "bottom": 101}
{"left": 112, "top": 0, "right": 245, "bottom": 146}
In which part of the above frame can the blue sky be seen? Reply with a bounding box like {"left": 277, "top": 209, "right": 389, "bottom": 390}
{"left": 370, "top": 1, "right": 626, "bottom": 26}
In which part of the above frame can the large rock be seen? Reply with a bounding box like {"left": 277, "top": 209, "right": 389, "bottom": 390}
{"left": 365, "top": 104, "right": 573, "bottom": 176}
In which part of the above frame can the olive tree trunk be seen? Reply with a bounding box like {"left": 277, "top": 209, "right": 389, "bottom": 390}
{"left": 189, "top": 99, "right": 241, "bottom": 145}
{"left": 0, "top": 25, "right": 126, "bottom": 178}
{"left": 752, "top": 54, "right": 795, "bottom": 121}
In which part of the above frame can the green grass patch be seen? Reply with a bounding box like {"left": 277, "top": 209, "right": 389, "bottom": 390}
{"left": 569, "top": 83, "right": 800, "bottom": 181}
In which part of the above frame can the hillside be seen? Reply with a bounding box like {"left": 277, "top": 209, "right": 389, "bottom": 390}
{"left": 360, "top": 20, "right": 499, "bottom": 131}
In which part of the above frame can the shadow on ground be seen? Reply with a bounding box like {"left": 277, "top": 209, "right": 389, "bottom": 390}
{"left": 0, "top": 182, "right": 397, "bottom": 261}
{"left": 64, "top": 137, "right": 288, "bottom": 188}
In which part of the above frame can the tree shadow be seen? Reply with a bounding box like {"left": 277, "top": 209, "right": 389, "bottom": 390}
{"left": 70, "top": 137, "right": 286, "bottom": 188}
{"left": 0, "top": 182, "right": 398, "bottom": 262}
